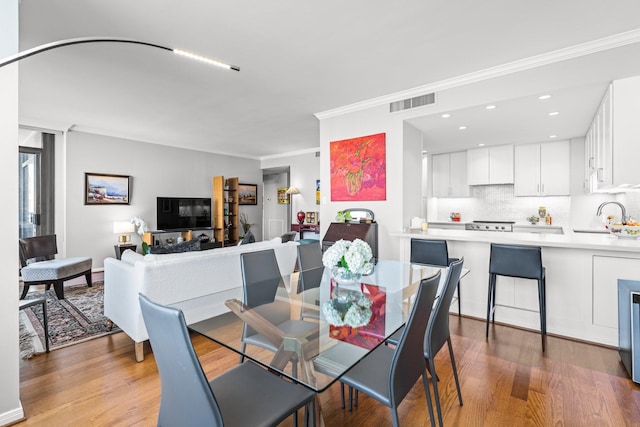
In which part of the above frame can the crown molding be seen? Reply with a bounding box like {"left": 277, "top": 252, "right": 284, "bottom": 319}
{"left": 69, "top": 125, "right": 261, "bottom": 160}
{"left": 260, "top": 146, "right": 320, "bottom": 161}
{"left": 315, "top": 28, "right": 640, "bottom": 120}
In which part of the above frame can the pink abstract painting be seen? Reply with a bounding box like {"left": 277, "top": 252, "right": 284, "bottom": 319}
{"left": 330, "top": 133, "right": 386, "bottom": 201}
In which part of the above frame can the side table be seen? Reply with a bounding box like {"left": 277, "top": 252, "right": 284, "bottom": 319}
{"left": 114, "top": 244, "right": 137, "bottom": 260}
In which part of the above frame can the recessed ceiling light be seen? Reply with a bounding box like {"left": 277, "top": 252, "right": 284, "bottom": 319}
{"left": 441, "top": 113, "right": 451, "bottom": 118}
{"left": 458, "top": 126, "right": 467, "bottom": 130}
{"left": 539, "top": 94, "right": 552, "bottom": 100}
{"left": 478, "top": 143, "right": 485, "bottom": 147}
{"left": 548, "top": 111, "right": 559, "bottom": 116}
{"left": 486, "top": 105, "right": 496, "bottom": 110}
{"left": 550, "top": 135, "right": 558, "bottom": 138}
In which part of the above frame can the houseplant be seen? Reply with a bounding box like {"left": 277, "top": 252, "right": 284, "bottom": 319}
{"left": 239, "top": 212, "right": 254, "bottom": 237}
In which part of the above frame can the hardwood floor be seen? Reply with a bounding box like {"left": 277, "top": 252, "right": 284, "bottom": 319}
{"left": 17, "top": 315, "right": 640, "bottom": 426}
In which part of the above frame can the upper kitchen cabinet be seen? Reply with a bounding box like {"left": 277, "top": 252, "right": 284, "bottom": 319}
{"left": 586, "top": 75, "right": 640, "bottom": 192}
{"left": 467, "top": 144, "right": 514, "bottom": 185}
{"left": 514, "top": 141, "right": 570, "bottom": 196}
{"left": 432, "top": 151, "right": 469, "bottom": 198}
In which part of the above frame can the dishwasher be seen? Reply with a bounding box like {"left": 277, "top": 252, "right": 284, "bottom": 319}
{"left": 619, "top": 279, "right": 640, "bottom": 384}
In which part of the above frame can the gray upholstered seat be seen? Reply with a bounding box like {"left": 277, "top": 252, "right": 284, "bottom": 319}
{"left": 486, "top": 243, "right": 546, "bottom": 351}
{"left": 296, "top": 243, "right": 324, "bottom": 320}
{"left": 19, "top": 235, "right": 92, "bottom": 300}
{"left": 138, "top": 294, "right": 315, "bottom": 427}
{"left": 339, "top": 272, "right": 441, "bottom": 427}
{"left": 240, "top": 249, "right": 317, "bottom": 361}
{"left": 411, "top": 238, "right": 461, "bottom": 315}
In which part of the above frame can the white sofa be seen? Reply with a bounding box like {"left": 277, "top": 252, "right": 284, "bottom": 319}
{"left": 104, "top": 238, "right": 299, "bottom": 361}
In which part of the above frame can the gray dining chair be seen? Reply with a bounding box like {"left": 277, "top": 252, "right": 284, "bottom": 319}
{"left": 411, "top": 238, "right": 461, "bottom": 315}
{"left": 19, "top": 296, "right": 50, "bottom": 352}
{"left": 424, "top": 258, "right": 464, "bottom": 427}
{"left": 374, "top": 259, "right": 465, "bottom": 426}
{"left": 296, "top": 243, "right": 324, "bottom": 320}
{"left": 339, "top": 271, "right": 441, "bottom": 427}
{"left": 138, "top": 293, "right": 316, "bottom": 427}
{"left": 486, "top": 243, "right": 546, "bottom": 351}
{"left": 239, "top": 249, "right": 317, "bottom": 363}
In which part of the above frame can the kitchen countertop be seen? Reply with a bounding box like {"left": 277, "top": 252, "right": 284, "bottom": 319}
{"left": 391, "top": 227, "right": 640, "bottom": 253}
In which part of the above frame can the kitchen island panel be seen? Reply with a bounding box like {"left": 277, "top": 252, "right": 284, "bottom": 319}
{"left": 394, "top": 230, "right": 640, "bottom": 346}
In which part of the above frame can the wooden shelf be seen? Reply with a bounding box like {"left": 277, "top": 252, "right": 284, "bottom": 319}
{"left": 213, "top": 176, "right": 239, "bottom": 246}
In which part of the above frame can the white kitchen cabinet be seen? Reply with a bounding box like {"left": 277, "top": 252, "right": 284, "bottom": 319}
{"left": 592, "top": 256, "right": 640, "bottom": 329}
{"left": 467, "top": 144, "right": 514, "bottom": 185}
{"left": 432, "top": 151, "right": 469, "bottom": 198}
{"left": 514, "top": 140, "right": 570, "bottom": 196}
{"left": 585, "top": 75, "right": 640, "bottom": 192}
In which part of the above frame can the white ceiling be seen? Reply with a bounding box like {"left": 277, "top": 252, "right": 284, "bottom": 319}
{"left": 14, "top": 1, "right": 640, "bottom": 158}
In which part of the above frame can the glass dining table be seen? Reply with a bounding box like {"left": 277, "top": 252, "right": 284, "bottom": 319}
{"left": 186, "top": 259, "right": 464, "bottom": 424}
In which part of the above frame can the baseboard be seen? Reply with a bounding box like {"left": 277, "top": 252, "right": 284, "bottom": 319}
{"left": 0, "top": 403, "right": 25, "bottom": 426}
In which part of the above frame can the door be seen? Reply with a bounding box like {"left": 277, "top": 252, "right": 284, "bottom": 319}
{"left": 262, "top": 170, "right": 290, "bottom": 240}
{"left": 18, "top": 131, "right": 55, "bottom": 238}
{"left": 19, "top": 149, "right": 40, "bottom": 238}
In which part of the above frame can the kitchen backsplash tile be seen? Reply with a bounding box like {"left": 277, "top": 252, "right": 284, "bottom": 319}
{"left": 432, "top": 185, "right": 570, "bottom": 225}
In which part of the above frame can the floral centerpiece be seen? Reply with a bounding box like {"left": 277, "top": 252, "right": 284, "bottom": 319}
{"left": 321, "top": 239, "right": 374, "bottom": 327}
{"left": 322, "top": 290, "right": 373, "bottom": 328}
{"left": 322, "top": 238, "right": 373, "bottom": 285}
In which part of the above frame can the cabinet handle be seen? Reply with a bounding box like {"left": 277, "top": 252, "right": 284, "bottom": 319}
{"left": 597, "top": 168, "right": 604, "bottom": 183}
{"left": 589, "top": 157, "right": 595, "bottom": 169}
{"left": 541, "top": 183, "right": 544, "bottom": 193}
{"left": 536, "top": 184, "right": 539, "bottom": 193}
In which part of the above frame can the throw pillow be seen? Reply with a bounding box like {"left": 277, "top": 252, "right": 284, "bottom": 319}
{"left": 150, "top": 238, "right": 201, "bottom": 254}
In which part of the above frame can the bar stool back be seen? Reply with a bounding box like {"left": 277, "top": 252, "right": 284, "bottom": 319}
{"left": 486, "top": 243, "right": 546, "bottom": 351}
{"left": 410, "top": 239, "right": 461, "bottom": 315}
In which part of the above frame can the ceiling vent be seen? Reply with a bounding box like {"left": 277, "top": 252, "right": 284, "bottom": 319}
{"left": 389, "top": 93, "right": 435, "bottom": 112}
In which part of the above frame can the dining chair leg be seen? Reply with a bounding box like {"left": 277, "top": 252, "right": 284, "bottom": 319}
{"left": 422, "top": 371, "right": 436, "bottom": 427}
{"left": 391, "top": 407, "right": 400, "bottom": 427}
{"left": 340, "top": 382, "right": 345, "bottom": 408}
{"left": 429, "top": 357, "right": 444, "bottom": 427}
{"left": 447, "top": 338, "right": 462, "bottom": 406}
{"left": 348, "top": 386, "right": 354, "bottom": 411}
{"left": 486, "top": 274, "right": 496, "bottom": 338}
{"left": 42, "top": 298, "right": 50, "bottom": 352}
{"left": 457, "top": 280, "right": 461, "bottom": 316}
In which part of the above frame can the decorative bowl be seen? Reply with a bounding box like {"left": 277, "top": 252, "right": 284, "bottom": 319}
{"left": 609, "top": 225, "right": 640, "bottom": 239}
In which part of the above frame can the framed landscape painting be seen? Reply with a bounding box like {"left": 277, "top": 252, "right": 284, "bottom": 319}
{"left": 85, "top": 173, "right": 131, "bottom": 205}
{"left": 330, "top": 132, "right": 386, "bottom": 201}
{"left": 238, "top": 183, "right": 258, "bottom": 205}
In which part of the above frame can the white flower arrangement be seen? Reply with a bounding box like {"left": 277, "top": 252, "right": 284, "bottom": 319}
{"left": 322, "top": 239, "right": 373, "bottom": 275}
{"left": 322, "top": 292, "right": 373, "bottom": 328}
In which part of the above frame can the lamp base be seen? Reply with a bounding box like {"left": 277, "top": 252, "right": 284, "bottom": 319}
{"left": 297, "top": 211, "right": 306, "bottom": 224}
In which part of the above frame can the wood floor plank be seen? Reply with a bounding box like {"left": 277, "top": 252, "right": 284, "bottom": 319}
{"left": 16, "top": 315, "right": 640, "bottom": 426}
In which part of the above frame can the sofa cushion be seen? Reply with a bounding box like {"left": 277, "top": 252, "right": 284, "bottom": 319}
{"left": 150, "top": 238, "right": 201, "bottom": 254}
{"left": 121, "top": 250, "right": 144, "bottom": 265}
{"left": 21, "top": 257, "right": 92, "bottom": 281}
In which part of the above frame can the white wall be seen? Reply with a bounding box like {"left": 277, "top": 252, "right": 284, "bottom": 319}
{"left": 0, "top": 0, "right": 23, "bottom": 424}
{"left": 319, "top": 105, "right": 411, "bottom": 261}
{"left": 261, "top": 150, "right": 320, "bottom": 215}
{"left": 62, "top": 131, "right": 261, "bottom": 268}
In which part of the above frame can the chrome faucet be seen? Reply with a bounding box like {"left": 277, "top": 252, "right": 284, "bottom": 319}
{"left": 596, "top": 201, "right": 628, "bottom": 224}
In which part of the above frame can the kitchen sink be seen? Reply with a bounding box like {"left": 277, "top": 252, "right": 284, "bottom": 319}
{"left": 572, "top": 228, "right": 609, "bottom": 234}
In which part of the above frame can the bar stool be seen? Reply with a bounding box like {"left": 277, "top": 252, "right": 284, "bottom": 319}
{"left": 410, "top": 238, "right": 462, "bottom": 315}
{"left": 485, "top": 243, "right": 546, "bottom": 351}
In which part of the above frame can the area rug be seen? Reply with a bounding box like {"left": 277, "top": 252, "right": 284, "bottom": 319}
{"left": 19, "top": 281, "right": 120, "bottom": 358}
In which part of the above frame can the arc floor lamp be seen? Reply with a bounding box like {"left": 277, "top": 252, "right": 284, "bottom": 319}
{"left": 0, "top": 36, "right": 240, "bottom": 71}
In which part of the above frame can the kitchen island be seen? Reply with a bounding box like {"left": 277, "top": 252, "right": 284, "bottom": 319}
{"left": 391, "top": 228, "right": 640, "bottom": 347}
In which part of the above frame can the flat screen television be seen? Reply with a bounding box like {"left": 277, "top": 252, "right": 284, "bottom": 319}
{"left": 156, "top": 197, "right": 212, "bottom": 230}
